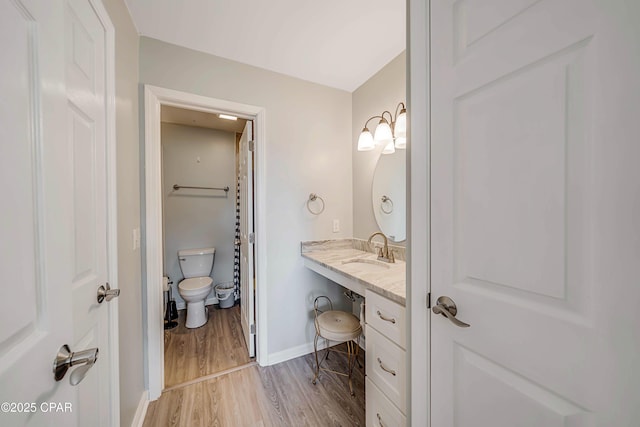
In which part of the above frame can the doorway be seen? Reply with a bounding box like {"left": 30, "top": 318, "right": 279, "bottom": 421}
{"left": 143, "top": 85, "right": 267, "bottom": 400}
{"left": 160, "top": 106, "right": 252, "bottom": 388}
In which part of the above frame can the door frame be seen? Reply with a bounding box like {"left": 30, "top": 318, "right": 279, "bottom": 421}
{"left": 90, "top": 0, "right": 120, "bottom": 423}
{"left": 142, "top": 85, "right": 267, "bottom": 400}
{"left": 407, "top": 0, "right": 431, "bottom": 425}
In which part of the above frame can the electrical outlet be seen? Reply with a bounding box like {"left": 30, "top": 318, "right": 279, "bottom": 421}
{"left": 332, "top": 219, "right": 340, "bottom": 233}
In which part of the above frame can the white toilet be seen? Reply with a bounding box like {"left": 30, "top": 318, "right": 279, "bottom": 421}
{"left": 177, "top": 247, "right": 215, "bottom": 328}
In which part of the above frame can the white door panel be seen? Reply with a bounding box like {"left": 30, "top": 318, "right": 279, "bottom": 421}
{"left": 65, "top": 0, "right": 112, "bottom": 424}
{"left": 239, "top": 121, "right": 255, "bottom": 358}
{"left": 431, "top": 0, "right": 640, "bottom": 425}
{"left": 0, "top": 0, "right": 116, "bottom": 425}
{"left": 0, "top": 0, "right": 75, "bottom": 424}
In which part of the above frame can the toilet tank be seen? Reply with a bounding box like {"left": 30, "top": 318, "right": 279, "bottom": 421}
{"left": 178, "top": 247, "right": 215, "bottom": 278}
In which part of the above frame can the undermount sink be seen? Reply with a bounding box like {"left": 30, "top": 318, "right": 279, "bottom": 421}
{"left": 341, "top": 258, "right": 391, "bottom": 272}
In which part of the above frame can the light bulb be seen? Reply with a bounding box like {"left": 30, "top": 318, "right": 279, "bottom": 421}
{"left": 394, "top": 137, "right": 406, "bottom": 149}
{"left": 218, "top": 114, "right": 238, "bottom": 121}
{"left": 357, "top": 128, "right": 375, "bottom": 151}
{"left": 394, "top": 109, "right": 406, "bottom": 138}
{"left": 374, "top": 118, "right": 393, "bottom": 145}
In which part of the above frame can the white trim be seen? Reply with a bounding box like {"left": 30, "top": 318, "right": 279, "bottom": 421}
{"left": 266, "top": 338, "right": 360, "bottom": 367}
{"left": 90, "top": 0, "right": 120, "bottom": 424}
{"left": 143, "top": 86, "right": 164, "bottom": 400}
{"left": 143, "top": 85, "right": 267, "bottom": 400}
{"left": 254, "top": 109, "right": 268, "bottom": 367}
{"left": 130, "top": 391, "right": 150, "bottom": 427}
{"left": 407, "top": 0, "right": 431, "bottom": 426}
{"left": 266, "top": 341, "right": 329, "bottom": 366}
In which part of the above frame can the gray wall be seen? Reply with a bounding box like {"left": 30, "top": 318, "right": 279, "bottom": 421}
{"left": 102, "top": 0, "right": 145, "bottom": 425}
{"left": 161, "top": 123, "right": 236, "bottom": 306}
{"left": 140, "top": 37, "right": 353, "bottom": 357}
{"left": 352, "top": 52, "right": 407, "bottom": 243}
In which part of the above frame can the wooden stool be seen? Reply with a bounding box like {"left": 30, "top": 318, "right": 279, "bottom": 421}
{"left": 311, "top": 296, "right": 362, "bottom": 396}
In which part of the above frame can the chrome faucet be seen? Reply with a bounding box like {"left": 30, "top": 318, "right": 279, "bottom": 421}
{"left": 368, "top": 232, "right": 395, "bottom": 263}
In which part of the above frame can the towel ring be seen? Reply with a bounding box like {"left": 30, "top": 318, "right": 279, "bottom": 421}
{"left": 307, "top": 193, "right": 325, "bottom": 215}
{"left": 381, "top": 195, "right": 393, "bottom": 214}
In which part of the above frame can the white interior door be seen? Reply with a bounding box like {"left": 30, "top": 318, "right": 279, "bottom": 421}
{"left": 430, "top": 0, "right": 640, "bottom": 425}
{"left": 65, "top": 0, "right": 115, "bottom": 425}
{"left": 0, "top": 0, "right": 116, "bottom": 425}
{"left": 239, "top": 121, "right": 256, "bottom": 358}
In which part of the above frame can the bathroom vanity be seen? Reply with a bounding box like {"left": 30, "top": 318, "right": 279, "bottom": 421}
{"left": 301, "top": 239, "right": 407, "bottom": 426}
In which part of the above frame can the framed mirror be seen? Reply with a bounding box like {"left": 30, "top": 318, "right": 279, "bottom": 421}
{"left": 371, "top": 150, "right": 406, "bottom": 242}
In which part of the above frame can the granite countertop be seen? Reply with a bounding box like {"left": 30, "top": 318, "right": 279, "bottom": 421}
{"left": 301, "top": 239, "right": 406, "bottom": 305}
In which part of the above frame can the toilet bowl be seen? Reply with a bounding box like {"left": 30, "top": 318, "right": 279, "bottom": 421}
{"left": 178, "top": 277, "right": 213, "bottom": 328}
{"left": 176, "top": 247, "right": 215, "bottom": 329}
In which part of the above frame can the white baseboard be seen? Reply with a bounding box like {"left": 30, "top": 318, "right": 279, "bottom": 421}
{"left": 130, "top": 391, "right": 149, "bottom": 427}
{"left": 266, "top": 341, "right": 322, "bottom": 366}
{"left": 266, "top": 337, "right": 364, "bottom": 367}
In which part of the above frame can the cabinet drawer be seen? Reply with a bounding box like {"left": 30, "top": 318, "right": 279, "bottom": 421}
{"left": 366, "top": 290, "right": 406, "bottom": 348}
{"left": 366, "top": 325, "right": 406, "bottom": 412}
{"left": 366, "top": 378, "right": 406, "bottom": 427}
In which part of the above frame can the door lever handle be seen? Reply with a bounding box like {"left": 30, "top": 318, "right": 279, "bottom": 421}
{"left": 432, "top": 296, "right": 470, "bottom": 328}
{"left": 53, "top": 345, "right": 99, "bottom": 385}
{"left": 97, "top": 283, "right": 120, "bottom": 303}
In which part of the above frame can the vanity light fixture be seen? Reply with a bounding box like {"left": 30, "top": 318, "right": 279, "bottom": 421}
{"left": 218, "top": 113, "right": 238, "bottom": 121}
{"left": 357, "top": 102, "right": 407, "bottom": 153}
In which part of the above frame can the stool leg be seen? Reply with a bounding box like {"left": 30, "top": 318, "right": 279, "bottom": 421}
{"left": 325, "top": 339, "right": 330, "bottom": 360}
{"left": 312, "top": 333, "right": 320, "bottom": 385}
{"left": 347, "top": 340, "right": 355, "bottom": 396}
{"left": 355, "top": 335, "right": 362, "bottom": 369}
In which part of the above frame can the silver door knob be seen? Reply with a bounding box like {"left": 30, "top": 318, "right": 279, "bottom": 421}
{"left": 432, "top": 296, "right": 470, "bottom": 328}
{"left": 97, "top": 283, "right": 120, "bottom": 303}
{"left": 53, "top": 344, "right": 98, "bottom": 385}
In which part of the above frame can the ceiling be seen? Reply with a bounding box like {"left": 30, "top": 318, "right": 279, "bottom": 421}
{"left": 124, "top": 0, "right": 406, "bottom": 92}
{"left": 161, "top": 105, "right": 247, "bottom": 133}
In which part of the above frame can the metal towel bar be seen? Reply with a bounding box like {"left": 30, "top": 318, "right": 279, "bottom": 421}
{"left": 173, "top": 184, "right": 229, "bottom": 192}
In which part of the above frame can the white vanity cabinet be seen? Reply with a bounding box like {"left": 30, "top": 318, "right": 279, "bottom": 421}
{"left": 365, "top": 290, "right": 406, "bottom": 426}
{"left": 300, "top": 239, "right": 406, "bottom": 425}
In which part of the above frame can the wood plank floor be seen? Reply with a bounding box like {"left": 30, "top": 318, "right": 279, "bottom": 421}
{"left": 164, "top": 305, "right": 252, "bottom": 388}
{"left": 145, "top": 343, "right": 366, "bottom": 426}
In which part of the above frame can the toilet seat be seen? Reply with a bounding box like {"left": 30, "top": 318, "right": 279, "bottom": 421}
{"left": 178, "top": 277, "right": 213, "bottom": 295}
{"left": 179, "top": 276, "right": 212, "bottom": 290}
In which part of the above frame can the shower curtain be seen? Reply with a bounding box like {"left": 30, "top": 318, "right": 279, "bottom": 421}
{"left": 233, "top": 178, "right": 241, "bottom": 301}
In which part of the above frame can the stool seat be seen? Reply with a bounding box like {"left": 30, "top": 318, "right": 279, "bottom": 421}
{"left": 316, "top": 310, "right": 362, "bottom": 341}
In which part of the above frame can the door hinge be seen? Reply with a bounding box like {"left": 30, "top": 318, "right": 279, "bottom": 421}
{"left": 249, "top": 232, "right": 255, "bottom": 244}
{"left": 427, "top": 292, "right": 431, "bottom": 309}
{"left": 248, "top": 140, "right": 255, "bottom": 152}
{"left": 250, "top": 324, "right": 255, "bottom": 334}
